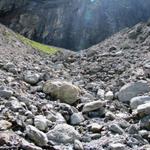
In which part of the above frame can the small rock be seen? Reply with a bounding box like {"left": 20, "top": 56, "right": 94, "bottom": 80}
{"left": 24, "top": 71, "right": 40, "bottom": 85}
{"left": 70, "top": 113, "right": 84, "bottom": 125}
{"left": 137, "top": 102, "right": 150, "bottom": 116}
{"left": 140, "top": 115, "right": 150, "bottom": 130}
{"left": 105, "top": 91, "right": 113, "bottom": 100}
{"left": 109, "top": 143, "right": 125, "bottom": 150}
{"left": 47, "top": 123, "right": 81, "bottom": 144}
{"left": 128, "top": 124, "right": 138, "bottom": 134}
{"left": 74, "top": 139, "right": 84, "bottom": 150}
{"left": 118, "top": 81, "right": 150, "bottom": 102}
{"left": 0, "top": 87, "right": 13, "bottom": 99}
{"left": 3, "top": 62, "right": 17, "bottom": 73}
{"left": 0, "top": 120, "right": 12, "bottom": 130}
{"left": 82, "top": 100, "right": 105, "bottom": 113}
{"left": 97, "top": 89, "right": 105, "bottom": 99}
{"left": 109, "top": 124, "right": 124, "bottom": 135}
{"left": 26, "top": 125, "right": 48, "bottom": 146}
{"left": 34, "top": 115, "right": 48, "bottom": 131}
{"left": 89, "top": 123, "right": 103, "bottom": 133}
{"left": 43, "top": 80, "right": 80, "bottom": 104}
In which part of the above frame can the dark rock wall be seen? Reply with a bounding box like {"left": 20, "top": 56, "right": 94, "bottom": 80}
{"left": 1, "top": 0, "right": 150, "bottom": 51}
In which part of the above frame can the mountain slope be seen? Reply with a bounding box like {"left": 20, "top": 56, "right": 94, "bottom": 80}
{"left": 0, "top": 22, "right": 150, "bottom": 150}
{"left": 1, "top": 0, "right": 150, "bottom": 50}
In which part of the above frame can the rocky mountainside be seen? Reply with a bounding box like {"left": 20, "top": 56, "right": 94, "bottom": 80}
{"left": 0, "top": 20, "right": 150, "bottom": 149}
{"left": 1, "top": 0, "right": 150, "bottom": 50}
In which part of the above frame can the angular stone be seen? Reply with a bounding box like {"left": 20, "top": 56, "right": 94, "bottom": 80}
{"left": 0, "top": 87, "right": 13, "bottom": 99}
{"left": 70, "top": 113, "right": 84, "bottom": 125}
{"left": 82, "top": 100, "right": 104, "bottom": 113}
{"left": 26, "top": 125, "right": 48, "bottom": 146}
{"left": 43, "top": 80, "right": 80, "bottom": 104}
{"left": 118, "top": 81, "right": 150, "bottom": 102}
{"left": 105, "top": 91, "right": 114, "bottom": 100}
{"left": 34, "top": 115, "right": 48, "bottom": 131}
{"left": 0, "top": 120, "right": 12, "bottom": 130}
{"left": 109, "top": 124, "right": 124, "bottom": 135}
{"left": 47, "top": 124, "right": 81, "bottom": 144}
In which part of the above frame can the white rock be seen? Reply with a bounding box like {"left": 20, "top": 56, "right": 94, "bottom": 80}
{"left": 70, "top": 113, "right": 84, "bottom": 125}
{"left": 130, "top": 96, "right": 150, "bottom": 110}
{"left": 118, "top": 81, "right": 150, "bottom": 102}
{"left": 137, "top": 102, "right": 150, "bottom": 116}
{"left": 105, "top": 91, "right": 114, "bottom": 100}
{"left": 82, "top": 100, "right": 104, "bottom": 113}
{"left": 109, "top": 143, "right": 125, "bottom": 150}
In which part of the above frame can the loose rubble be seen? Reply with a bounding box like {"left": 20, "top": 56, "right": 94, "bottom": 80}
{"left": 0, "top": 21, "right": 150, "bottom": 150}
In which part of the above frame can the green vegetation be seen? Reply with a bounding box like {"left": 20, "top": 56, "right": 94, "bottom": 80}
{"left": 18, "top": 34, "right": 59, "bottom": 54}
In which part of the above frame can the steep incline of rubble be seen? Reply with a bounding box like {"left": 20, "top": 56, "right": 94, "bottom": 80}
{"left": 0, "top": 21, "right": 150, "bottom": 150}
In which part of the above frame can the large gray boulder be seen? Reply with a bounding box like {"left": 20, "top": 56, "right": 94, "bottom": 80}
{"left": 47, "top": 124, "right": 81, "bottom": 144}
{"left": 118, "top": 81, "right": 150, "bottom": 102}
{"left": 43, "top": 80, "right": 80, "bottom": 104}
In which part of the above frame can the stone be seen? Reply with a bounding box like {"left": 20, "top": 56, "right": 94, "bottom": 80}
{"left": 0, "top": 131, "right": 42, "bottom": 150}
{"left": 70, "top": 113, "right": 84, "bottom": 125}
{"left": 89, "top": 123, "right": 103, "bottom": 133}
{"left": 26, "top": 125, "right": 48, "bottom": 146}
{"left": 128, "top": 124, "right": 138, "bottom": 134}
{"left": 34, "top": 115, "right": 48, "bottom": 131}
{"left": 118, "top": 81, "right": 150, "bottom": 102}
{"left": 24, "top": 71, "right": 40, "bottom": 85}
{"left": 97, "top": 89, "right": 105, "bottom": 99}
{"left": 0, "top": 87, "right": 13, "bottom": 99}
{"left": 0, "top": 120, "right": 12, "bottom": 130}
{"left": 109, "top": 143, "right": 125, "bottom": 150}
{"left": 82, "top": 100, "right": 105, "bottom": 113}
{"left": 3, "top": 62, "right": 17, "bottom": 73}
{"left": 139, "top": 115, "right": 150, "bottom": 130}
{"left": 47, "top": 124, "right": 81, "bottom": 144}
{"left": 105, "top": 91, "right": 114, "bottom": 100}
{"left": 137, "top": 102, "right": 150, "bottom": 116}
{"left": 109, "top": 124, "right": 124, "bottom": 135}
{"left": 130, "top": 96, "right": 150, "bottom": 110}
{"left": 74, "top": 140, "right": 84, "bottom": 150}
{"left": 43, "top": 80, "right": 80, "bottom": 104}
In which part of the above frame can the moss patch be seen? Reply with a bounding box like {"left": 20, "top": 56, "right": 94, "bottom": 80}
{"left": 18, "top": 34, "right": 59, "bottom": 54}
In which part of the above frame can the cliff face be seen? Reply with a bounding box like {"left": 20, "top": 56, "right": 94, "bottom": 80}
{"left": 1, "top": 0, "right": 150, "bottom": 51}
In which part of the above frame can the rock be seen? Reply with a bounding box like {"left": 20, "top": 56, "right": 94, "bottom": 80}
{"left": 128, "top": 124, "right": 138, "bottom": 134}
{"left": 70, "top": 113, "right": 84, "bottom": 125}
{"left": 130, "top": 96, "right": 150, "bottom": 110}
{"left": 74, "top": 139, "right": 84, "bottom": 150}
{"left": 105, "top": 91, "right": 114, "bottom": 100}
{"left": 26, "top": 125, "right": 48, "bottom": 146}
{"left": 109, "top": 143, "right": 125, "bottom": 150}
{"left": 97, "top": 89, "right": 105, "bottom": 99}
{"left": 144, "top": 61, "right": 150, "bottom": 77}
{"left": 43, "top": 80, "right": 80, "bottom": 104}
{"left": 24, "top": 71, "right": 40, "bottom": 85}
{"left": 109, "top": 124, "right": 124, "bottom": 135}
{"left": 139, "top": 115, "right": 150, "bottom": 130}
{"left": 82, "top": 100, "right": 105, "bottom": 113}
{"left": 3, "top": 62, "right": 17, "bottom": 73}
{"left": 0, "top": 87, "right": 13, "bottom": 99}
{"left": 34, "top": 115, "right": 48, "bottom": 131}
{"left": 137, "top": 102, "right": 150, "bottom": 116}
{"left": 0, "top": 120, "right": 12, "bottom": 130}
{"left": 118, "top": 81, "right": 150, "bottom": 102}
{"left": 0, "top": 131, "right": 42, "bottom": 150}
{"left": 8, "top": 100, "right": 23, "bottom": 111}
{"left": 47, "top": 124, "right": 81, "bottom": 144}
{"left": 89, "top": 123, "right": 103, "bottom": 133}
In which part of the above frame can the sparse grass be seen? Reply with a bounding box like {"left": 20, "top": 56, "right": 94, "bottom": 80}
{"left": 17, "top": 34, "right": 59, "bottom": 54}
